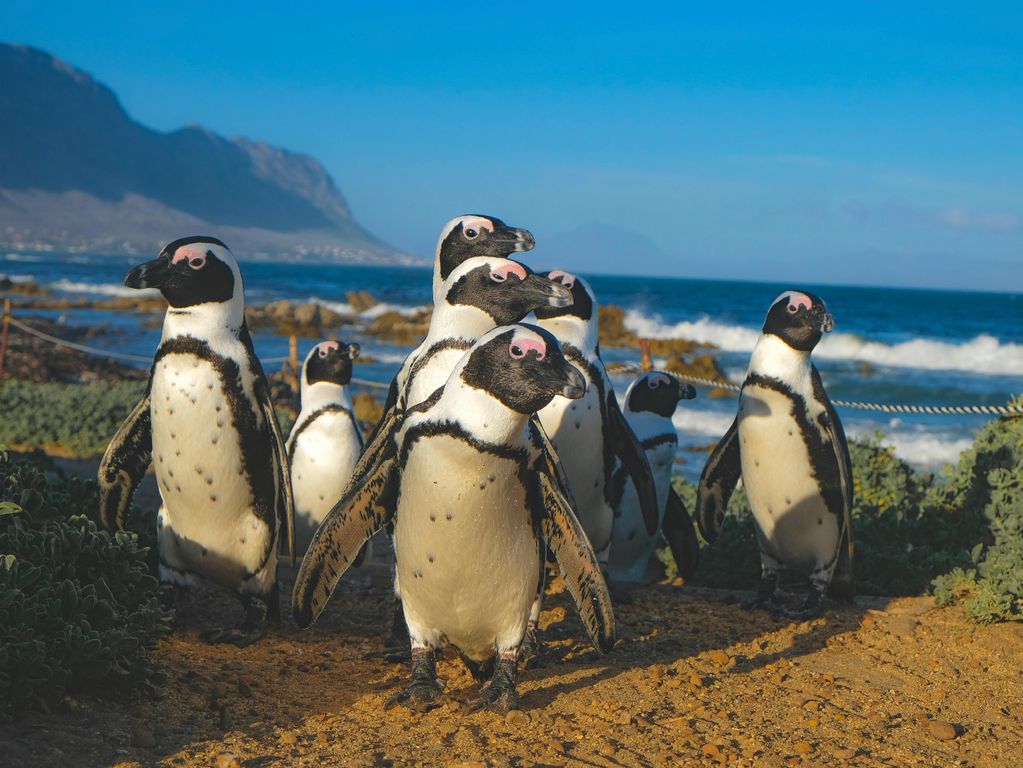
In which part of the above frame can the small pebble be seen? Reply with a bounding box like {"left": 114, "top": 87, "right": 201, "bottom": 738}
{"left": 219, "top": 705, "right": 234, "bottom": 730}
{"left": 927, "top": 719, "right": 958, "bottom": 740}
{"left": 222, "top": 661, "right": 243, "bottom": 671}
{"left": 130, "top": 726, "right": 155, "bottom": 748}
{"left": 834, "top": 747, "right": 856, "bottom": 760}
{"left": 689, "top": 674, "right": 704, "bottom": 688}
{"left": 215, "top": 755, "right": 243, "bottom": 768}
{"left": 236, "top": 681, "right": 252, "bottom": 698}
{"left": 793, "top": 741, "right": 813, "bottom": 754}
{"left": 279, "top": 731, "right": 298, "bottom": 745}
{"left": 505, "top": 709, "right": 530, "bottom": 727}
{"left": 701, "top": 743, "right": 720, "bottom": 756}
{"left": 708, "top": 649, "right": 730, "bottom": 667}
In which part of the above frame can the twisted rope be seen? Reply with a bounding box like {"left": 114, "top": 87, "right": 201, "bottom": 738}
{"left": 610, "top": 361, "right": 1023, "bottom": 417}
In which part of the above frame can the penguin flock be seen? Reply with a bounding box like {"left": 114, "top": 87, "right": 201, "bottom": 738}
{"left": 98, "top": 219, "right": 855, "bottom": 712}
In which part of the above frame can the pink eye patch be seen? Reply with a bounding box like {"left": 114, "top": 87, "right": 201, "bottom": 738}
{"left": 173, "top": 247, "right": 206, "bottom": 269}
{"left": 549, "top": 270, "right": 576, "bottom": 289}
{"left": 787, "top": 293, "right": 813, "bottom": 312}
{"left": 317, "top": 341, "right": 340, "bottom": 357}
{"left": 649, "top": 373, "right": 671, "bottom": 387}
{"left": 509, "top": 337, "right": 546, "bottom": 360}
{"left": 491, "top": 262, "right": 527, "bottom": 282}
{"left": 462, "top": 216, "right": 494, "bottom": 234}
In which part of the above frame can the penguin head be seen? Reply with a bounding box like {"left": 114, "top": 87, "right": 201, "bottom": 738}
{"left": 762, "top": 290, "right": 834, "bottom": 352}
{"left": 459, "top": 324, "right": 586, "bottom": 413}
{"left": 626, "top": 372, "right": 697, "bottom": 417}
{"left": 441, "top": 257, "right": 573, "bottom": 325}
{"left": 125, "top": 236, "right": 240, "bottom": 309}
{"left": 303, "top": 340, "right": 360, "bottom": 388}
{"left": 532, "top": 270, "right": 595, "bottom": 323}
{"left": 435, "top": 215, "right": 535, "bottom": 285}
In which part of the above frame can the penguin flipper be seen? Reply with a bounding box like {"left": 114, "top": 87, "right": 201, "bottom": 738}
{"left": 530, "top": 431, "right": 615, "bottom": 653}
{"left": 98, "top": 386, "right": 152, "bottom": 532}
{"left": 292, "top": 419, "right": 401, "bottom": 629}
{"left": 812, "top": 367, "right": 855, "bottom": 598}
{"left": 662, "top": 486, "right": 700, "bottom": 581}
{"left": 605, "top": 383, "right": 659, "bottom": 536}
{"left": 696, "top": 416, "right": 741, "bottom": 543}
{"left": 258, "top": 377, "right": 296, "bottom": 567}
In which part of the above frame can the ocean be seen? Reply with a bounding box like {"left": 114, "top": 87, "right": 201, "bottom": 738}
{"left": 3, "top": 251, "right": 1020, "bottom": 481}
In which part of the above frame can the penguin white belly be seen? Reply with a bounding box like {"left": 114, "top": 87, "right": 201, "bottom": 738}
{"left": 290, "top": 412, "right": 361, "bottom": 553}
{"left": 538, "top": 386, "right": 612, "bottom": 553}
{"left": 738, "top": 385, "right": 838, "bottom": 571}
{"left": 608, "top": 438, "right": 675, "bottom": 582}
{"left": 395, "top": 435, "right": 539, "bottom": 661}
{"left": 403, "top": 347, "right": 466, "bottom": 408}
{"left": 150, "top": 355, "right": 273, "bottom": 589}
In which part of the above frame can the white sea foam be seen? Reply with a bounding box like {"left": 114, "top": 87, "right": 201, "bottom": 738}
{"left": 313, "top": 298, "right": 427, "bottom": 319}
{"left": 1, "top": 273, "right": 36, "bottom": 284}
{"left": 49, "top": 279, "right": 158, "bottom": 297}
{"left": 846, "top": 425, "right": 973, "bottom": 469}
{"left": 672, "top": 409, "right": 735, "bottom": 439}
{"left": 624, "top": 309, "right": 1023, "bottom": 376}
{"left": 2, "top": 253, "right": 43, "bottom": 262}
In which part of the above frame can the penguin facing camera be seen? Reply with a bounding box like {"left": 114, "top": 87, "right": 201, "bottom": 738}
{"left": 697, "top": 291, "right": 854, "bottom": 618}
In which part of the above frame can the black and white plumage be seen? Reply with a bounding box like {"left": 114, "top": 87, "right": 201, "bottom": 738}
{"left": 533, "top": 271, "right": 660, "bottom": 568}
{"left": 608, "top": 372, "right": 700, "bottom": 583}
{"left": 287, "top": 340, "right": 364, "bottom": 556}
{"left": 98, "top": 236, "right": 294, "bottom": 646}
{"left": 431, "top": 215, "right": 535, "bottom": 300}
{"left": 293, "top": 324, "right": 614, "bottom": 712}
{"left": 697, "top": 291, "right": 854, "bottom": 617}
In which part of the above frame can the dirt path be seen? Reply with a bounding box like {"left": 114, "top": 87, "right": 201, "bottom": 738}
{"left": 5, "top": 567, "right": 1021, "bottom": 768}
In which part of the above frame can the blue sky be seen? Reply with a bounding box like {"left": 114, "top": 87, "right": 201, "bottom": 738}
{"left": 3, "top": 2, "right": 1021, "bottom": 290}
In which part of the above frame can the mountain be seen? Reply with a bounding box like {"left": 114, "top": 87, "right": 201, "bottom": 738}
{"left": 0, "top": 43, "right": 411, "bottom": 263}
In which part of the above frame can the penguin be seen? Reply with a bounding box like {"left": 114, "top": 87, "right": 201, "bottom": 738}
{"left": 287, "top": 340, "right": 364, "bottom": 556}
{"left": 431, "top": 215, "right": 535, "bottom": 300}
{"left": 370, "top": 256, "right": 571, "bottom": 652}
{"left": 696, "top": 291, "right": 854, "bottom": 618}
{"left": 293, "top": 324, "right": 614, "bottom": 712}
{"left": 533, "top": 271, "right": 661, "bottom": 568}
{"left": 98, "top": 236, "right": 294, "bottom": 647}
{"left": 607, "top": 371, "right": 701, "bottom": 584}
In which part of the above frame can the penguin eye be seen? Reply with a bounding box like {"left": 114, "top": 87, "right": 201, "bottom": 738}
{"left": 509, "top": 344, "right": 525, "bottom": 359}
{"left": 490, "top": 270, "right": 507, "bottom": 283}
{"left": 318, "top": 347, "right": 329, "bottom": 358}
{"left": 464, "top": 228, "right": 479, "bottom": 240}
{"left": 188, "top": 255, "right": 206, "bottom": 270}
{"left": 787, "top": 304, "right": 799, "bottom": 314}
{"left": 648, "top": 378, "right": 661, "bottom": 388}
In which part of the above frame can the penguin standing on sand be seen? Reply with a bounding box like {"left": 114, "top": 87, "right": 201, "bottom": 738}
{"left": 697, "top": 291, "right": 854, "bottom": 617}
{"left": 608, "top": 372, "right": 701, "bottom": 584}
{"left": 533, "top": 271, "right": 661, "bottom": 568}
{"left": 99, "top": 236, "right": 294, "bottom": 646}
{"left": 287, "top": 340, "right": 363, "bottom": 556}
{"left": 294, "top": 324, "right": 614, "bottom": 712}
{"left": 431, "top": 215, "right": 535, "bottom": 299}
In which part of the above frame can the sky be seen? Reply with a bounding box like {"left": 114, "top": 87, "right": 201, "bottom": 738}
{"left": 2, "top": 2, "right": 1021, "bottom": 291}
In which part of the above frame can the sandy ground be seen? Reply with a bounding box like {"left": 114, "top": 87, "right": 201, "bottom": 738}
{"left": 3, "top": 555, "right": 1021, "bottom": 768}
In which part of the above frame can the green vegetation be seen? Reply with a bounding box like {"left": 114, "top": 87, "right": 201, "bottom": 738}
{"left": 0, "top": 449, "right": 170, "bottom": 719}
{"left": 667, "top": 408, "right": 1023, "bottom": 623}
{"left": 0, "top": 380, "right": 147, "bottom": 457}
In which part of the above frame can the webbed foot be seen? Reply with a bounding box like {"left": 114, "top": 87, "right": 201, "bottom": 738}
{"left": 201, "top": 588, "right": 275, "bottom": 647}
{"left": 743, "top": 575, "right": 783, "bottom": 614}
{"left": 470, "top": 652, "right": 519, "bottom": 713}
{"left": 201, "top": 624, "right": 266, "bottom": 648}
{"left": 388, "top": 646, "right": 445, "bottom": 712}
{"left": 783, "top": 586, "right": 826, "bottom": 620}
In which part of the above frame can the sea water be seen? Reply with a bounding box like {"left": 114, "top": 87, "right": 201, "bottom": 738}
{"left": 3, "top": 252, "right": 1019, "bottom": 480}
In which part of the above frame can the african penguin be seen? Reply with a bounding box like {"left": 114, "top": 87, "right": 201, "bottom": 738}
{"left": 696, "top": 291, "right": 854, "bottom": 618}
{"left": 608, "top": 372, "right": 701, "bottom": 584}
{"left": 98, "top": 236, "right": 294, "bottom": 647}
{"left": 431, "top": 215, "right": 535, "bottom": 300}
{"left": 287, "top": 340, "right": 364, "bottom": 556}
{"left": 293, "top": 324, "right": 615, "bottom": 713}
{"left": 533, "top": 271, "right": 661, "bottom": 570}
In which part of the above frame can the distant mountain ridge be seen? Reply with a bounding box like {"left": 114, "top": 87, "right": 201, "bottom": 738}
{"left": 0, "top": 43, "right": 411, "bottom": 262}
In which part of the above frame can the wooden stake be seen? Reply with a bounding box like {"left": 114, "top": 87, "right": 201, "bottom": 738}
{"left": 640, "top": 338, "right": 653, "bottom": 373}
{"left": 0, "top": 299, "right": 10, "bottom": 380}
{"left": 288, "top": 334, "right": 299, "bottom": 391}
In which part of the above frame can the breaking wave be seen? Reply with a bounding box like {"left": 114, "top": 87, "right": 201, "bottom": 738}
{"left": 624, "top": 309, "right": 1023, "bottom": 376}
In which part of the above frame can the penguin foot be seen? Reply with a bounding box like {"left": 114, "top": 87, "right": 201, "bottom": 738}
{"left": 389, "top": 646, "right": 445, "bottom": 712}
{"left": 783, "top": 589, "right": 826, "bottom": 620}
{"left": 743, "top": 576, "right": 783, "bottom": 613}
{"left": 518, "top": 622, "right": 545, "bottom": 671}
{"left": 201, "top": 623, "right": 266, "bottom": 648}
{"left": 388, "top": 680, "right": 447, "bottom": 712}
{"left": 470, "top": 652, "right": 519, "bottom": 713}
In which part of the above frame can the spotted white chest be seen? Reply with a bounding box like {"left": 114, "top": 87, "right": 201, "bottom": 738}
{"left": 150, "top": 352, "right": 273, "bottom": 587}
{"left": 395, "top": 433, "right": 540, "bottom": 660}
{"left": 537, "top": 378, "right": 612, "bottom": 553}
{"left": 738, "top": 383, "right": 839, "bottom": 570}
{"left": 289, "top": 411, "right": 361, "bottom": 553}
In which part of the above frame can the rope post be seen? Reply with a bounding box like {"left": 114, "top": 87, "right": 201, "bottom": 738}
{"left": 288, "top": 333, "right": 299, "bottom": 392}
{"left": 0, "top": 299, "right": 10, "bottom": 380}
{"left": 639, "top": 339, "right": 653, "bottom": 373}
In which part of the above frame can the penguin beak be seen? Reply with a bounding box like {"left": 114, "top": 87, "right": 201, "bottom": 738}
{"left": 678, "top": 382, "right": 697, "bottom": 401}
{"left": 521, "top": 273, "right": 574, "bottom": 308}
{"left": 347, "top": 343, "right": 360, "bottom": 359}
{"left": 125, "top": 257, "right": 173, "bottom": 289}
{"left": 511, "top": 228, "right": 535, "bottom": 253}
{"left": 559, "top": 364, "right": 586, "bottom": 400}
{"left": 820, "top": 312, "right": 835, "bottom": 334}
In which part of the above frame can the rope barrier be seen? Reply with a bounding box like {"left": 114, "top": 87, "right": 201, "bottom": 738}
{"left": 610, "top": 361, "right": 1023, "bottom": 417}
{"left": 3, "top": 315, "right": 1017, "bottom": 413}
